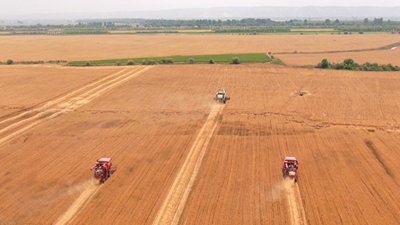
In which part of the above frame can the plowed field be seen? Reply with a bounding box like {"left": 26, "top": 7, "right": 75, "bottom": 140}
{"left": 0, "top": 34, "right": 399, "bottom": 61}
{"left": 1, "top": 64, "right": 400, "bottom": 225}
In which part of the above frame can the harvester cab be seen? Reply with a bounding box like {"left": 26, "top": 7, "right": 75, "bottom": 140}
{"left": 214, "top": 89, "right": 230, "bottom": 104}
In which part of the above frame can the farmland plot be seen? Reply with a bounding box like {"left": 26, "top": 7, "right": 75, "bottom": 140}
{"left": 279, "top": 47, "right": 400, "bottom": 66}
{"left": 0, "top": 34, "right": 399, "bottom": 61}
{"left": 0, "top": 64, "right": 400, "bottom": 225}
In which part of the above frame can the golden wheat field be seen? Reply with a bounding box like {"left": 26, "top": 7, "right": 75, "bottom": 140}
{"left": 0, "top": 34, "right": 399, "bottom": 61}
{"left": 278, "top": 47, "right": 400, "bottom": 66}
{"left": 1, "top": 34, "right": 400, "bottom": 225}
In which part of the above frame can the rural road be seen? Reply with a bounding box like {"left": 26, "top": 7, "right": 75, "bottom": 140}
{"left": 153, "top": 103, "right": 225, "bottom": 225}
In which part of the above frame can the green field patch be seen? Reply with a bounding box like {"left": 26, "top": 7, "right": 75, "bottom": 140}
{"left": 271, "top": 58, "right": 285, "bottom": 65}
{"left": 68, "top": 53, "right": 270, "bottom": 66}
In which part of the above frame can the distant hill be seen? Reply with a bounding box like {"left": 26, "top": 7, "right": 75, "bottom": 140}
{"left": 3, "top": 6, "right": 400, "bottom": 21}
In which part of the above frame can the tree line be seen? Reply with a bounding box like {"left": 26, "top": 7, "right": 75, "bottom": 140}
{"left": 316, "top": 58, "right": 400, "bottom": 71}
{"left": 2, "top": 17, "right": 399, "bottom": 35}
{"left": 76, "top": 18, "right": 278, "bottom": 27}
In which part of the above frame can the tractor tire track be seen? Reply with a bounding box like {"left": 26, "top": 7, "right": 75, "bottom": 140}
{"left": 53, "top": 179, "right": 100, "bottom": 225}
{"left": 284, "top": 180, "right": 307, "bottom": 225}
{"left": 153, "top": 104, "right": 224, "bottom": 225}
{"left": 0, "top": 66, "right": 152, "bottom": 147}
{"left": 0, "top": 69, "right": 128, "bottom": 126}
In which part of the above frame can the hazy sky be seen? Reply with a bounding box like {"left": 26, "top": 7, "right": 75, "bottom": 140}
{"left": 1, "top": 0, "right": 398, "bottom": 16}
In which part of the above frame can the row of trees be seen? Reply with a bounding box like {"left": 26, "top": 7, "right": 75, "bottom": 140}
{"left": 3, "top": 18, "right": 398, "bottom": 32}
{"left": 83, "top": 57, "right": 241, "bottom": 66}
{"left": 76, "top": 22, "right": 115, "bottom": 27}
{"left": 1, "top": 59, "right": 13, "bottom": 65}
{"left": 136, "top": 18, "right": 276, "bottom": 27}
{"left": 2, "top": 59, "right": 66, "bottom": 65}
{"left": 62, "top": 29, "right": 108, "bottom": 34}
{"left": 4, "top": 18, "right": 398, "bottom": 29}
{"left": 214, "top": 27, "right": 290, "bottom": 33}
{"left": 77, "top": 17, "right": 399, "bottom": 27}
{"left": 363, "top": 18, "right": 385, "bottom": 25}
{"left": 2, "top": 18, "right": 399, "bottom": 35}
{"left": 76, "top": 18, "right": 277, "bottom": 27}
{"left": 316, "top": 58, "right": 400, "bottom": 71}
{"left": 306, "top": 18, "right": 387, "bottom": 25}
{"left": 322, "top": 19, "right": 340, "bottom": 24}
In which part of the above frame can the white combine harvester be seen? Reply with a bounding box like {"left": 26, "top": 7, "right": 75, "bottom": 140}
{"left": 214, "top": 89, "right": 230, "bottom": 104}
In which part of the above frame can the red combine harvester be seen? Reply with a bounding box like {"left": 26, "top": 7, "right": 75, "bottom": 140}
{"left": 282, "top": 156, "right": 299, "bottom": 182}
{"left": 90, "top": 158, "right": 117, "bottom": 184}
